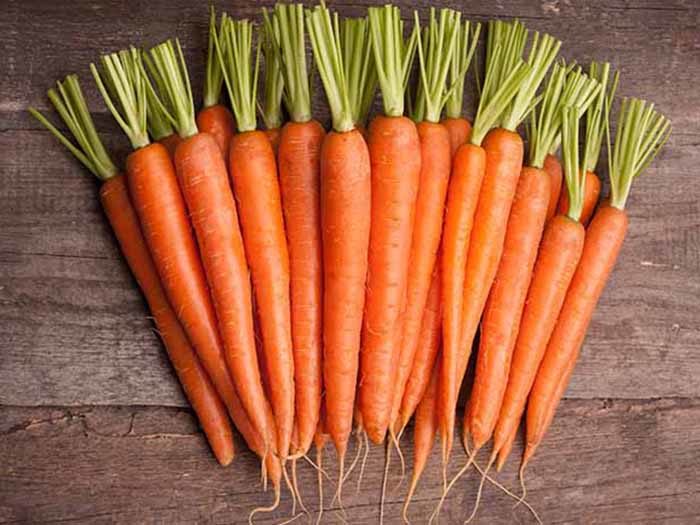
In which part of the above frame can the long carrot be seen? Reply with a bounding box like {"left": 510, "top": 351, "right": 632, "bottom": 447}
{"left": 359, "top": 4, "right": 421, "bottom": 445}
{"left": 274, "top": 3, "right": 325, "bottom": 457}
{"left": 387, "top": 8, "right": 458, "bottom": 437}
{"left": 306, "top": 2, "right": 371, "bottom": 483}
{"left": 218, "top": 18, "right": 295, "bottom": 462}
{"left": 465, "top": 64, "right": 600, "bottom": 453}
{"left": 523, "top": 97, "right": 670, "bottom": 468}
{"left": 494, "top": 64, "right": 618, "bottom": 470}
{"left": 261, "top": 9, "right": 285, "bottom": 153}
{"left": 29, "top": 75, "right": 234, "bottom": 466}
{"left": 441, "top": 19, "right": 480, "bottom": 156}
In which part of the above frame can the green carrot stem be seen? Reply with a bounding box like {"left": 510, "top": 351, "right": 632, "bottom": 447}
{"left": 339, "top": 15, "right": 377, "bottom": 128}
{"left": 276, "top": 3, "right": 312, "bottom": 123}
{"left": 561, "top": 106, "right": 585, "bottom": 222}
{"left": 444, "top": 18, "right": 480, "bottom": 120}
{"left": 141, "top": 50, "right": 176, "bottom": 141}
{"left": 203, "top": 6, "right": 227, "bottom": 109}
{"left": 582, "top": 62, "right": 619, "bottom": 173}
{"left": 261, "top": 8, "right": 285, "bottom": 130}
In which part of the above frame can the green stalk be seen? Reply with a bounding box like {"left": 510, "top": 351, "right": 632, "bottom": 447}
{"left": 340, "top": 16, "right": 377, "bottom": 128}
{"left": 203, "top": 6, "right": 227, "bottom": 109}
{"left": 306, "top": 2, "right": 354, "bottom": 132}
{"left": 91, "top": 47, "right": 150, "bottom": 150}
{"left": 29, "top": 75, "right": 118, "bottom": 181}
{"left": 261, "top": 8, "right": 285, "bottom": 130}
{"left": 470, "top": 20, "right": 531, "bottom": 146}
{"left": 561, "top": 106, "right": 585, "bottom": 221}
{"left": 412, "top": 8, "right": 460, "bottom": 123}
{"left": 444, "top": 18, "right": 481, "bottom": 120}
{"left": 217, "top": 16, "right": 261, "bottom": 133}
{"left": 275, "top": 3, "right": 312, "bottom": 123}
{"left": 368, "top": 5, "right": 418, "bottom": 117}
{"left": 141, "top": 50, "right": 175, "bottom": 141}
{"left": 607, "top": 98, "right": 670, "bottom": 210}
{"left": 582, "top": 62, "right": 619, "bottom": 173}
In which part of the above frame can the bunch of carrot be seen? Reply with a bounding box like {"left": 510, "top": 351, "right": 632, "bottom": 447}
{"left": 30, "top": 2, "right": 670, "bottom": 522}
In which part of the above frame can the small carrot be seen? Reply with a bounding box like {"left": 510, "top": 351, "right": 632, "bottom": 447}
{"left": 523, "top": 97, "right": 670, "bottom": 468}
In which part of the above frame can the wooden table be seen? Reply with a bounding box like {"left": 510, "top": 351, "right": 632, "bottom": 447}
{"left": 1, "top": 0, "right": 699, "bottom": 523}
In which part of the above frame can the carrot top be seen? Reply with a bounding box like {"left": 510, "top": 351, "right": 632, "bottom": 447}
{"left": 561, "top": 106, "right": 586, "bottom": 221}
{"left": 412, "top": 8, "right": 460, "bottom": 123}
{"left": 203, "top": 6, "right": 227, "bottom": 109}
{"left": 261, "top": 8, "right": 285, "bottom": 130}
{"left": 91, "top": 47, "right": 150, "bottom": 150}
{"left": 367, "top": 4, "right": 418, "bottom": 117}
{"left": 340, "top": 16, "right": 378, "bottom": 128}
{"left": 443, "top": 18, "right": 480, "bottom": 120}
{"left": 29, "top": 75, "right": 118, "bottom": 181}
{"left": 583, "top": 62, "right": 619, "bottom": 173}
{"left": 607, "top": 98, "right": 670, "bottom": 210}
{"left": 141, "top": 49, "right": 175, "bottom": 142}
{"left": 274, "top": 3, "right": 312, "bottom": 123}
{"left": 217, "top": 17, "right": 261, "bottom": 133}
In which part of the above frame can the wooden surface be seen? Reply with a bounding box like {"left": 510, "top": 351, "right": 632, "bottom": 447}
{"left": 1, "top": 0, "right": 699, "bottom": 523}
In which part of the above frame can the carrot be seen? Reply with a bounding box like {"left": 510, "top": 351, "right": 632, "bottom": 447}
{"left": 523, "top": 97, "right": 670, "bottom": 467}
{"left": 358, "top": 4, "right": 420, "bottom": 445}
{"left": 196, "top": 8, "right": 236, "bottom": 156}
{"left": 441, "top": 19, "right": 480, "bottom": 156}
{"left": 306, "top": 2, "right": 371, "bottom": 482}
{"left": 29, "top": 76, "right": 234, "bottom": 466}
{"left": 218, "top": 18, "right": 295, "bottom": 461}
{"left": 465, "top": 64, "right": 600, "bottom": 453}
{"left": 439, "top": 20, "right": 552, "bottom": 465}
{"left": 388, "top": 8, "right": 459, "bottom": 436}
{"left": 557, "top": 170, "right": 601, "bottom": 226}
{"left": 543, "top": 153, "right": 563, "bottom": 220}
{"left": 493, "top": 64, "right": 617, "bottom": 469}
{"left": 273, "top": 3, "right": 325, "bottom": 457}
{"left": 260, "top": 9, "right": 285, "bottom": 154}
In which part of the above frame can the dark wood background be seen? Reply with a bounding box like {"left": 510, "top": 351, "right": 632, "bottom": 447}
{"left": 1, "top": 0, "right": 699, "bottom": 523}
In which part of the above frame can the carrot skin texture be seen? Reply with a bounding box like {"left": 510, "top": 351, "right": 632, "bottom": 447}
{"left": 399, "top": 266, "right": 442, "bottom": 429}
{"left": 265, "top": 127, "right": 281, "bottom": 154}
{"left": 278, "top": 120, "right": 326, "bottom": 454}
{"left": 441, "top": 128, "right": 524, "bottom": 456}
{"left": 466, "top": 166, "right": 550, "bottom": 450}
{"left": 196, "top": 104, "right": 236, "bottom": 157}
{"left": 492, "top": 214, "right": 585, "bottom": 465}
{"left": 543, "top": 154, "right": 563, "bottom": 221}
{"left": 174, "top": 133, "right": 275, "bottom": 453}
{"left": 441, "top": 117, "right": 472, "bottom": 158}
{"left": 524, "top": 205, "right": 628, "bottom": 465}
{"left": 321, "top": 129, "right": 371, "bottom": 456}
{"left": 229, "top": 130, "right": 295, "bottom": 459}
{"left": 360, "top": 115, "right": 421, "bottom": 444}
{"left": 558, "top": 170, "right": 601, "bottom": 226}
{"left": 391, "top": 122, "right": 451, "bottom": 427}
{"left": 100, "top": 175, "right": 234, "bottom": 466}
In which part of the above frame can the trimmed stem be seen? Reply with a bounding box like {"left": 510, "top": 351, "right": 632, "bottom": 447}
{"left": 203, "top": 6, "right": 226, "bottom": 108}
{"left": 142, "top": 51, "right": 175, "bottom": 141}
{"left": 444, "top": 19, "right": 480, "bottom": 119}
{"left": 340, "top": 16, "right": 377, "bottom": 128}
{"left": 276, "top": 3, "right": 312, "bottom": 123}
{"left": 261, "top": 8, "right": 285, "bottom": 130}
{"left": 561, "top": 106, "right": 585, "bottom": 222}
{"left": 582, "top": 62, "right": 619, "bottom": 173}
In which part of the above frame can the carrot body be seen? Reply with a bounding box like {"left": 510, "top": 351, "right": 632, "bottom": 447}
{"left": 196, "top": 104, "right": 236, "bottom": 156}
{"left": 399, "top": 266, "right": 442, "bottom": 429}
{"left": 278, "top": 119, "right": 325, "bottom": 454}
{"left": 321, "top": 129, "right": 371, "bottom": 456}
{"left": 557, "top": 170, "right": 601, "bottom": 226}
{"left": 493, "top": 214, "right": 585, "bottom": 466}
{"left": 390, "top": 121, "right": 450, "bottom": 428}
{"left": 229, "top": 130, "right": 294, "bottom": 459}
{"left": 360, "top": 115, "right": 421, "bottom": 444}
{"left": 173, "top": 132, "right": 275, "bottom": 453}
{"left": 466, "top": 166, "right": 550, "bottom": 450}
{"left": 100, "top": 175, "right": 234, "bottom": 466}
{"left": 265, "top": 127, "right": 281, "bottom": 153}
{"left": 524, "top": 205, "right": 628, "bottom": 465}
{"left": 441, "top": 117, "right": 472, "bottom": 157}
{"left": 441, "top": 128, "right": 523, "bottom": 456}
{"left": 543, "top": 153, "right": 562, "bottom": 221}
{"left": 158, "top": 134, "right": 182, "bottom": 158}
{"left": 410, "top": 359, "right": 440, "bottom": 488}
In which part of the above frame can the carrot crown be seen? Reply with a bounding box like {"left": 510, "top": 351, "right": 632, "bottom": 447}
{"left": 469, "top": 20, "right": 530, "bottom": 146}
{"left": 217, "top": 17, "right": 261, "bottom": 133}
{"left": 412, "top": 8, "right": 460, "bottom": 123}
{"left": 145, "top": 39, "right": 199, "bottom": 139}
{"left": 368, "top": 5, "right": 418, "bottom": 118}
{"left": 91, "top": 47, "right": 150, "bottom": 150}
{"left": 29, "top": 75, "right": 118, "bottom": 181}
{"left": 582, "top": 62, "right": 619, "bottom": 173}
{"left": 561, "top": 106, "right": 586, "bottom": 221}
{"left": 443, "top": 18, "right": 480, "bottom": 120}
{"left": 275, "top": 3, "right": 312, "bottom": 123}
{"left": 340, "top": 16, "right": 378, "bottom": 128}
{"left": 261, "top": 9, "right": 285, "bottom": 130}
{"left": 607, "top": 98, "right": 670, "bottom": 210}
{"left": 306, "top": 2, "right": 354, "bottom": 132}
{"left": 203, "top": 6, "right": 227, "bottom": 109}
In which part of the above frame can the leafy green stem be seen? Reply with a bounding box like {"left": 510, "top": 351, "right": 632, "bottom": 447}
{"left": 261, "top": 8, "right": 285, "bottom": 130}
{"left": 582, "top": 62, "right": 619, "bottom": 173}
{"left": 340, "top": 16, "right": 377, "bottom": 128}
{"left": 203, "top": 7, "right": 226, "bottom": 108}
{"left": 561, "top": 106, "right": 585, "bottom": 221}
{"left": 275, "top": 3, "right": 312, "bottom": 123}
{"left": 444, "top": 18, "right": 480, "bottom": 120}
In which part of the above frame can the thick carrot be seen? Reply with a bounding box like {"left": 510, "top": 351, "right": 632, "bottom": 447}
{"left": 307, "top": 4, "right": 371, "bottom": 460}
{"left": 543, "top": 153, "right": 563, "bottom": 220}
{"left": 275, "top": 3, "right": 325, "bottom": 456}
{"left": 523, "top": 97, "right": 670, "bottom": 467}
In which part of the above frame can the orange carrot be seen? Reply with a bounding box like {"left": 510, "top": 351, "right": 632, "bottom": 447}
{"left": 523, "top": 97, "right": 670, "bottom": 467}
{"left": 443, "top": 117, "right": 472, "bottom": 157}
{"left": 557, "top": 171, "right": 600, "bottom": 225}
{"left": 543, "top": 153, "right": 563, "bottom": 220}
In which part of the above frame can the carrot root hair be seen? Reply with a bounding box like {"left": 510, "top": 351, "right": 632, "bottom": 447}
{"left": 291, "top": 459, "right": 309, "bottom": 517}
{"left": 282, "top": 463, "right": 298, "bottom": 516}
{"left": 379, "top": 441, "right": 392, "bottom": 525}
{"left": 464, "top": 452, "right": 496, "bottom": 523}
{"left": 402, "top": 469, "right": 420, "bottom": 524}
{"left": 332, "top": 453, "right": 346, "bottom": 516}
{"left": 515, "top": 463, "right": 528, "bottom": 508}
{"left": 356, "top": 431, "right": 370, "bottom": 495}
{"left": 429, "top": 449, "right": 476, "bottom": 525}
{"left": 391, "top": 428, "right": 406, "bottom": 490}
{"left": 248, "top": 484, "right": 281, "bottom": 525}
{"left": 315, "top": 445, "right": 324, "bottom": 525}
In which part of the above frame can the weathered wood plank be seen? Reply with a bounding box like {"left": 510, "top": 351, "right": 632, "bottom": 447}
{"left": 1, "top": 399, "right": 699, "bottom": 524}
